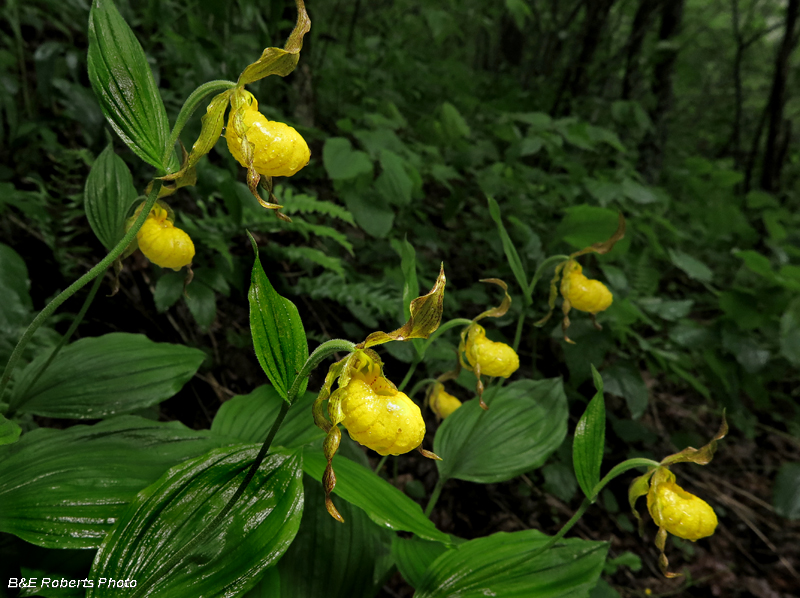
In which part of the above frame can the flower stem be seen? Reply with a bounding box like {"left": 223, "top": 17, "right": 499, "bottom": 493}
{"left": 398, "top": 360, "right": 418, "bottom": 392}
{"left": 424, "top": 477, "right": 446, "bottom": 517}
{"left": 6, "top": 268, "right": 106, "bottom": 414}
{"left": 0, "top": 182, "right": 163, "bottom": 399}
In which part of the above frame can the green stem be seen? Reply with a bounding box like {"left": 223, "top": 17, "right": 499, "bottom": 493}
{"left": 526, "top": 254, "right": 571, "bottom": 299}
{"left": 7, "top": 270, "right": 106, "bottom": 414}
{"left": 0, "top": 182, "right": 163, "bottom": 399}
{"left": 134, "top": 337, "right": 355, "bottom": 598}
{"left": 374, "top": 454, "right": 389, "bottom": 474}
{"left": 161, "top": 80, "right": 237, "bottom": 168}
{"left": 408, "top": 377, "right": 437, "bottom": 401}
{"left": 424, "top": 477, "right": 446, "bottom": 517}
{"left": 511, "top": 307, "right": 527, "bottom": 354}
{"left": 398, "top": 360, "right": 418, "bottom": 392}
{"left": 525, "top": 458, "right": 660, "bottom": 561}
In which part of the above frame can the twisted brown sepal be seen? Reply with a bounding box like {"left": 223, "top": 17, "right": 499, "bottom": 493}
{"left": 655, "top": 527, "right": 680, "bottom": 578}
{"left": 534, "top": 261, "right": 569, "bottom": 328}
{"left": 417, "top": 446, "right": 442, "bottom": 461}
{"left": 359, "top": 264, "right": 446, "bottom": 349}
{"left": 660, "top": 413, "right": 728, "bottom": 467}
{"left": 237, "top": 0, "right": 310, "bottom": 85}
{"left": 108, "top": 258, "right": 123, "bottom": 297}
{"left": 569, "top": 213, "right": 626, "bottom": 259}
{"left": 182, "top": 264, "right": 194, "bottom": 297}
{"left": 323, "top": 424, "right": 344, "bottom": 523}
{"left": 472, "top": 278, "right": 512, "bottom": 322}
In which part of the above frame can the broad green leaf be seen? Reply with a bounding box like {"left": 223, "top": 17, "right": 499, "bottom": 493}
{"left": 0, "top": 243, "right": 33, "bottom": 310}
{"left": 573, "top": 366, "right": 606, "bottom": 498}
{"left": 343, "top": 189, "right": 395, "bottom": 238}
{"left": 87, "top": 0, "right": 171, "bottom": 170}
{"left": 248, "top": 235, "right": 309, "bottom": 402}
{"left": 0, "top": 413, "right": 22, "bottom": 445}
{"left": 392, "top": 536, "right": 450, "bottom": 589}
{"left": 242, "top": 568, "right": 281, "bottom": 598}
{"left": 553, "top": 205, "right": 630, "bottom": 255}
{"left": 734, "top": 250, "right": 774, "bottom": 279}
{"left": 779, "top": 297, "right": 800, "bottom": 366}
{"left": 668, "top": 249, "right": 713, "bottom": 283}
{"left": 602, "top": 363, "right": 649, "bottom": 419}
{"left": 375, "top": 149, "right": 413, "bottom": 206}
{"left": 153, "top": 271, "right": 184, "bottom": 312}
{"left": 323, "top": 137, "right": 373, "bottom": 180}
{"left": 487, "top": 196, "right": 529, "bottom": 299}
{"left": 0, "top": 416, "right": 234, "bottom": 548}
{"left": 211, "top": 385, "right": 324, "bottom": 448}
{"left": 302, "top": 446, "right": 450, "bottom": 544}
{"left": 773, "top": 462, "right": 800, "bottom": 520}
{"left": 391, "top": 237, "right": 420, "bottom": 321}
{"left": 87, "top": 448, "right": 303, "bottom": 598}
{"left": 8, "top": 333, "right": 205, "bottom": 418}
{"left": 637, "top": 298, "right": 693, "bottom": 321}
{"left": 277, "top": 475, "right": 393, "bottom": 598}
{"left": 621, "top": 178, "right": 658, "bottom": 204}
{"left": 440, "top": 102, "right": 471, "bottom": 139}
{"left": 434, "top": 379, "right": 568, "bottom": 484}
{"left": 185, "top": 281, "right": 217, "bottom": 331}
{"left": 414, "top": 530, "right": 608, "bottom": 598}
{"left": 84, "top": 144, "right": 139, "bottom": 249}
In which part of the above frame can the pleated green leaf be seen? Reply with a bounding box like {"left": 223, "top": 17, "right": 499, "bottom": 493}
{"left": 302, "top": 446, "right": 451, "bottom": 544}
{"left": 391, "top": 536, "right": 451, "bottom": 589}
{"left": 248, "top": 234, "right": 308, "bottom": 402}
{"left": 8, "top": 333, "right": 205, "bottom": 418}
{"left": 414, "top": 530, "right": 608, "bottom": 598}
{"left": 88, "top": 448, "right": 303, "bottom": 598}
{"left": 87, "top": 0, "right": 170, "bottom": 169}
{"left": 0, "top": 416, "right": 234, "bottom": 549}
{"left": 84, "top": 144, "right": 139, "bottom": 249}
{"left": 211, "top": 385, "right": 324, "bottom": 448}
{"left": 434, "top": 379, "right": 568, "bottom": 484}
{"left": 573, "top": 365, "right": 607, "bottom": 498}
{"left": 277, "top": 475, "right": 393, "bottom": 598}
{"left": 0, "top": 413, "right": 21, "bottom": 446}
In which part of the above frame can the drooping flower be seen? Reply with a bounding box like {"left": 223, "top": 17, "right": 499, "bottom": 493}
{"left": 629, "top": 416, "right": 727, "bottom": 577}
{"left": 126, "top": 201, "right": 194, "bottom": 271}
{"left": 535, "top": 214, "right": 625, "bottom": 343}
{"left": 427, "top": 382, "right": 462, "bottom": 420}
{"left": 313, "top": 266, "right": 446, "bottom": 522}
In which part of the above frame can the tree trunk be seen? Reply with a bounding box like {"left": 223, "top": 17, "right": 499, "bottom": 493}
{"left": 551, "top": 0, "right": 617, "bottom": 115}
{"left": 621, "top": 0, "right": 660, "bottom": 100}
{"left": 637, "top": 0, "right": 685, "bottom": 182}
{"left": 759, "top": 0, "right": 800, "bottom": 192}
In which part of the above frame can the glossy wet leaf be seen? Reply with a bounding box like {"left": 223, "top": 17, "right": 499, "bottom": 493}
{"left": 211, "top": 385, "right": 324, "bottom": 448}
{"left": 248, "top": 234, "right": 308, "bottom": 402}
{"left": 573, "top": 365, "right": 606, "bottom": 498}
{"left": 84, "top": 144, "right": 139, "bottom": 249}
{"left": 87, "top": 0, "right": 171, "bottom": 170}
{"left": 8, "top": 333, "right": 205, "bottom": 418}
{"left": 414, "top": 530, "right": 608, "bottom": 598}
{"left": 392, "top": 536, "right": 450, "bottom": 589}
{"left": 434, "top": 379, "right": 568, "bottom": 484}
{"left": 277, "top": 475, "right": 393, "bottom": 598}
{"left": 302, "top": 446, "right": 450, "bottom": 543}
{"left": 88, "top": 448, "right": 303, "bottom": 598}
{"left": 0, "top": 416, "right": 234, "bottom": 549}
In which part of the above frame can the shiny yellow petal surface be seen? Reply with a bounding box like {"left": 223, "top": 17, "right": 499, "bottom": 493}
{"left": 647, "top": 480, "right": 718, "bottom": 541}
{"left": 429, "top": 384, "right": 462, "bottom": 420}
{"left": 340, "top": 379, "right": 425, "bottom": 456}
{"left": 464, "top": 324, "right": 519, "bottom": 378}
{"left": 560, "top": 261, "right": 613, "bottom": 314}
{"left": 136, "top": 206, "right": 195, "bottom": 271}
{"left": 225, "top": 106, "right": 310, "bottom": 178}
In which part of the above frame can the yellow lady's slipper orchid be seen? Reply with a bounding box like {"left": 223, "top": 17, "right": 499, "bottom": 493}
{"left": 225, "top": 94, "right": 310, "bottom": 178}
{"left": 559, "top": 260, "right": 613, "bottom": 314}
{"left": 647, "top": 470, "right": 717, "bottom": 542}
{"left": 428, "top": 382, "right": 462, "bottom": 420}
{"left": 463, "top": 323, "right": 519, "bottom": 379}
{"left": 629, "top": 416, "right": 727, "bottom": 577}
{"left": 126, "top": 201, "right": 194, "bottom": 271}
